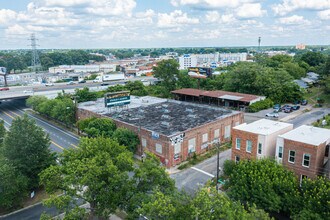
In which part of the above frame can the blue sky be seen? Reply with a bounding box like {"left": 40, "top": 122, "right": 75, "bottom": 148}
{"left": 0, "top": 0, "right": 329, "bottom": 49}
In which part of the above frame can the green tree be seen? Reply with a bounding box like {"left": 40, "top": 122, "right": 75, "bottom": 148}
{"left": 296, "top": 177, "right": 330, "bottom": 219}
{"left": 2, "top": 115, "right": 55, "bottom": 189}
{"left": 280, "top": 62, "right": 306, "bottom": 79}
{"left": 153, "top": 59, "right": 180, "bottom": 95}
{"left": 40, "top": 137, "right": 134, "bottom": 219}
{"left": 300, "top": 51, "right": 326, "bottom": 67}
{"left": 225, "top": 159, "right": 300, "bottom": 214}
{"left": 0, "top": 156, "right": 28, "bottom": 210}
{"left": 112, "top": 128, "right": 139, "bottom": 153}
{"left": 125, "top": 81, "right": 148, "bottom": 96}
{"left": 190, "top": 188, "right": 271, "bottom": 220}
{"left": 323, "top": 55, "right": 330, "bottom": 76}
{"left": 74, "top": 87, "right": 97, "bottom": 103}
{"left": 51, "top": 98, "right": 75, "bottom": 126}
{"left": 0, "top": 120, "right": 6, "bottom": 145}
{"left": 78, "top": 117, "right": 116, "bottom": 138}
{"left": 26, "top": 95, "right": 48, "bottom": 112}
{"left": 126, "top": 153, "right": 176, "bottom": 218}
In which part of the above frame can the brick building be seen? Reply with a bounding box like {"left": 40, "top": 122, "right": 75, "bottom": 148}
{"left": 275, "top": 125, "right": 330, "bottom": 180}
{"left": 78, "top": 96, "right": 243, "bottom": 167}
{"left": 231, "top": 119, "right": 293, "bottom": 163}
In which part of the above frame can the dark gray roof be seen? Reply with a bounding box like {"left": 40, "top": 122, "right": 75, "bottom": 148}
{"left": 106, "top": 100, "right": 236, "bottom": 136}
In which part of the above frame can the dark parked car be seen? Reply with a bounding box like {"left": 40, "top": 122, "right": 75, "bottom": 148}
{"left": 280, "top": 105, "right": 290, "bottom": 111}
{"left": 292, "top": 105, "right": 300, "bottom": 110}
{"left": 273, "top": 104, "right": 281, "bottom": 109}
{"left": 284, "top": 106, "right": 293, "bottom": 113}
{"left": 78, "top": 80, "right": 86, "bottom": 83}
{"left": 301, "top": 100, "right": 308, "bottom": 105}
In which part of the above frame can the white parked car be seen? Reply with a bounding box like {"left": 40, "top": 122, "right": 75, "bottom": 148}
{"left": 266, "top": 112, "right": 279, "bottom": 118}
{"left": 66, "top": 81, "right": 75, "bottom": 85}
{"left": 23, "top": 90, "right": 33, "bottom": 94}
{"left": 45, "top": 83, "right": 54, "bottom": 86}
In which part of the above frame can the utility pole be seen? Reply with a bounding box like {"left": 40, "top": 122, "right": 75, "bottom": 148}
{"left": 30, "top": 33, "right": 41, "bottom": 74}
{"left": 258, "top": 37, "right": 261, "bottom": 53}
{"left": 216, "top": 143, "right": 220, "bottom": 191}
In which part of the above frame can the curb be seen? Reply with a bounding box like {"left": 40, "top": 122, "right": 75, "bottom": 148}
{"left": 0, "top": 202, "right": 43, "bottom": 219}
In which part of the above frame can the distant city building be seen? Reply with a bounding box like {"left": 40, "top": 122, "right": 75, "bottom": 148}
{"left": 77, "top": 96, "right": 243, "bottom": 167}
{"left": 178, "top": 54, "right": 198, "bottom": 70}
{"left": 178, "top": 53, "right": 248, "bottom": 69}
{"left": 48, "top": 64, "right": 116, "bottom": 74}
{"left": 231, "top": 119, "right": 293, "bottom": 163}
{"left": 296, "top": 43, "right": 306, "bottom": 50}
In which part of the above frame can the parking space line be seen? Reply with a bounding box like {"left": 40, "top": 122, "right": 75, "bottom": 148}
{"left": 191, "top": 167, "right": 215, "bottom": 178}
{"left": 71, "top": 143, "right": 78, "bottom": 148}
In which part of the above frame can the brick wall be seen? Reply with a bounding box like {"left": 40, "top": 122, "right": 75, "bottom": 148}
{"left": 231, "top": 129, "right": 259, "bottom": 161}
{"left": 282, "top": 139, "right": 323, "bottom": 179}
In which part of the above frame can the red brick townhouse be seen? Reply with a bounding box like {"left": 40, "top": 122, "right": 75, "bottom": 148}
{"left": 276, "top": 125, "right": 330, "bottom": 180}
{"left": 78, "top": 96, "right": 243, "bottom": 167}
{"left": 231, "top": 119, "right": 293, "bottom": 163}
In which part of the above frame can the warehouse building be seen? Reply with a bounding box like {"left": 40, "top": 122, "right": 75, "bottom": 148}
{"left": 77, "top": 96, "right": 243, "bottom": 167}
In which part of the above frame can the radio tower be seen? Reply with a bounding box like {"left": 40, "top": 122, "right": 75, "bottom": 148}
{"left": 258, "top": 36, "right": 261, "bottom": 53}
{"left": 30, "top": 33, "right": 41, "bottom": 73}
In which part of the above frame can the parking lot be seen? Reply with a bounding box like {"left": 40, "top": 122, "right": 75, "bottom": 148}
{"left": 244, "top": 104, "right": 311, "bottom": 124}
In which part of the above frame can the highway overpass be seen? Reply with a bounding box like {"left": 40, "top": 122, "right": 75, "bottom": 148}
{"left": 0, "top": 77, "right": 158, "bottom": 100}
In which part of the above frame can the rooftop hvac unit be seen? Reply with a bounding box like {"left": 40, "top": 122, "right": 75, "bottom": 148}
{"left": 162, "top": 104, "right": 169, "bottom": 108}
{"left": 185, "top": 108, "right": 194, "bottom": 113}
{"left": 161, "top": 121, "right": 171, "bottom": 127}
{"left": 161, "top": 114, "right": 170, "bottom": 119}
{"left": 188, "top": 114, "right": 198, "bottom": 119}
{"left": 164, "top": 109, "right": 170, "bottom": 113}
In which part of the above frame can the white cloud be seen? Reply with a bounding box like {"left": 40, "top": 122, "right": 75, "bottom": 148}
{"left": 272, "top": 0, "right": 330, "bottom": 16}
{"left": 205, "top": 11, "right": 221, "bottom": 23}
{"left": 236, "top": 3, "right": 266, "bottom": 18}
{"left": 0, "top": 9, "right": 17, "bottom": 25}
{"left": 318, "top": 9, "right": 330, "bottom": 20}
{"left": 171, "top": 0, "right": 257, "bottom": 9}
{"left": 157, "top": 10, "right": 199, "bottom": 28}
{"left": 277, "top": 15, "right": 310, "bottom": 25}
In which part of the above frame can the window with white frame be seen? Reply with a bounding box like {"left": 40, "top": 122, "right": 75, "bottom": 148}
{"left": 302, "top": 154, "right": 311, "bottom": 167}
{"left": 224, "top": 125, "right": 231, "bottom": 138}
{"left": 214, "top": 129, "right": 220, "bottom": 138}
{"left": 246, "top": 140, "right": 252, "bottom": 153}
{"left": 155, "top": 143, "right": 162, "bottom": 154}
{"left": 258, "top": 143, "right": 262, "bottom": 155}
{"left": 278, "top": 146, "right": 283, "bottom": 158}
{"left": 202, "top": 133, "right": 208, "bottom": 143}
{"left": 236, "top": 138, "right": 241, "bottom": 150}
{"left": 141, "top": 138, "right": 147, "bottom": 148}
{"left": 188, "top": 138, "right": 196, "bottom": 153}
{"left": 288, "top": 150, "right": 295, "bottom": 163}
{"left": 174, "top": 142, "right": 181, "bottom": 154}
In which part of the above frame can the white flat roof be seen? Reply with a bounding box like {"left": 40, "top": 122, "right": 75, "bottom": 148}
{"left": 234, "top": 119, "right": 292, "bottom": 136}
{"left": 279, "top": 125, "right": 330, "bottom": 146}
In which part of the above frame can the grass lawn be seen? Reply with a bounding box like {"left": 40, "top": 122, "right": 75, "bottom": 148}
{"left": 304, "top": 86, "right": 330, "bottom": 107}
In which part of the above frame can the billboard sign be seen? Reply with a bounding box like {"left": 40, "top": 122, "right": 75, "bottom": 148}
{"left": 104, "top": 91, "right": 130, "bottom": 108}
{"left": 188, "top": 67, "right": 213, "bottom": 77}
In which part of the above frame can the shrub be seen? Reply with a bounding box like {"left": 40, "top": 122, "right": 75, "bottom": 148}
{"left": 248, "top": 98, "right": 274, "bottom": 113}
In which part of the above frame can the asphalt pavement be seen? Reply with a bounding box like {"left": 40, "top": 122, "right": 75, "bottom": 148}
{"left": 0, "top": 99, "right": 79, "bottom": 153}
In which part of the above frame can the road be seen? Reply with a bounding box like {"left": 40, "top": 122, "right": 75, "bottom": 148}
{"left": 171, "top": 149, "right": 230, "bottom": 194}
{"left": 0, "top": 100, "right": 79, "bottom": 153}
